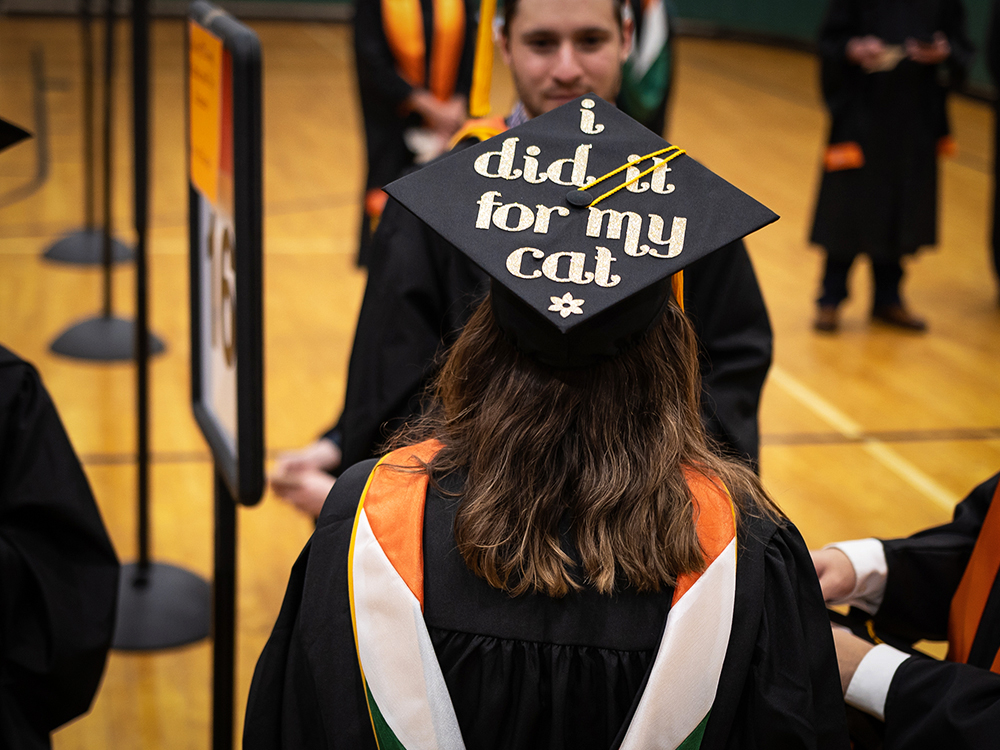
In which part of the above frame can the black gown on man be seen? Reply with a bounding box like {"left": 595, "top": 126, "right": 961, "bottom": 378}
{"left": 862, "top": 472, "right": 1000, "bottom": 749}
{"left": 327, "top": 136, "right": 772, "bottom": 474}
{"left": 353, "top": 0, "right": 478, "bottom": 266}
{"left": 809, "top": 0, "right": 973, "bottom": 308}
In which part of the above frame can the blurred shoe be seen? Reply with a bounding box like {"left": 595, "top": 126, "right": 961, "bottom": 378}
{"left": 872, "top": 304, "right": 927, "bottom": 332}
{"left": 814, "top": 304, "right": 839, "bottom": 332}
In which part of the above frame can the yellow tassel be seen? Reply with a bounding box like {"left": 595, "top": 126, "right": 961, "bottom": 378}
{"left": 865, "top": 619, "right": 884, "bottom": 645}
{"left": 672, "top": 271, "right": 684, "bottom": 312}
{"left": 469, "top": 0, "right": 497, "bottom": 117}
{"left": 581, "top": 146, "right": 685, "bottom": 207}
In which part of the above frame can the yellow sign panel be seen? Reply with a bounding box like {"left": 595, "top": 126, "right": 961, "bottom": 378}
{"left": 189, "top": 21, "right": 223, "bottom": 205}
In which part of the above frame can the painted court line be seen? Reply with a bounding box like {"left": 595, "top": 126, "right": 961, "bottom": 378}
{"left": 769, "top": 365, "right": 958, "bottom": 511}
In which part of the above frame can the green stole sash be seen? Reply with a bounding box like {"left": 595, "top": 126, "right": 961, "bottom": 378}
{"left": 348, "top": 440, "right": 737, "bottom": 750}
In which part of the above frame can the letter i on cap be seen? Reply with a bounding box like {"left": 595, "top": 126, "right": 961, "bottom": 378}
{"left": 384, "top": 95, "right": 778, "bottom": 368}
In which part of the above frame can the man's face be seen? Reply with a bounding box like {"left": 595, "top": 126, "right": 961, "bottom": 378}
{"left": 500, "top": 0, "right": 633, "bottom": 119}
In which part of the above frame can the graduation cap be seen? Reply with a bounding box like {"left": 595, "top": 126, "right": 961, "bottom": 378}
{"left": 384, "top": 94, "right": 777, "bottom": 368}
{"left": 0, "top": 117, "right": 31, "bottom": 153}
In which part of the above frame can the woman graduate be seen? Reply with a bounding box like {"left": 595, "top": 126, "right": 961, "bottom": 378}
{"left": 244, "top": 97, "right": 848, "bottom": 749}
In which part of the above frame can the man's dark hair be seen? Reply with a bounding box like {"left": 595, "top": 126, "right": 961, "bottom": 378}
{"left": 502, "top": 0, "right": 626, "bottom": 32}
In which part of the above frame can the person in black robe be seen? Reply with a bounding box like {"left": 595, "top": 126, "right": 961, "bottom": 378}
{"left": 245, "top": 458, "right": 849, "bottom": 750}
{"left": 0, "top": 345, "right": 120, "bottom": 750}
{"left": 809, "top": 0, "right": 973, "bottom": 333}
{"left": 353, "top": 0, "right": 479, "bottom": 267}
{"left": 989, "top": 0, "right": 1000, "bottom": 302}
{"left": 812, "top": 471, "right": 1000, "bottom": 749}
{"left": 271, "top": 0, "right": 772, "bottom": 516}
{"left": 245, "top": 81, "right": 846, "bottom": 746}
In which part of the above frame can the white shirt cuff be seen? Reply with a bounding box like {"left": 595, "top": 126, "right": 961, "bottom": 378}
{"left": 826, "top": 538, "right": 887, "bottom": 614}
{"left": 844, "top": 644, "right": 911, "bottom": 720}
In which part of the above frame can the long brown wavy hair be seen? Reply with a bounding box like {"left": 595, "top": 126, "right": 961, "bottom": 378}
{"left": 393, "top": 294, "right": 781, "bottom": 598}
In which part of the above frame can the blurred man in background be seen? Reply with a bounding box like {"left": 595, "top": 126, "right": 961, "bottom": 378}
{"left": 809, "top": 0, "right": 972, "bottom": 333}
{"left": 353, "top": 0, "right": 479, "bottom": 266}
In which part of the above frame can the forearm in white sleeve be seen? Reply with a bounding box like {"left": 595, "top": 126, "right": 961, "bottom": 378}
{"left": 826, "top": 538, "right": 887, "bottom": 614}
{"left": 844, "top": 644, "right": 911, "bottom": 720}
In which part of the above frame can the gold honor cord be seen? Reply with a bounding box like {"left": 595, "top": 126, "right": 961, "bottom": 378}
{"left": 578, "top": 146, "right": 686, "bottom": 207}
{"left": 469, "top": 0, "right": 498, "bottom": 117}
{"left": 569, "top": 145, "right": 688, "bottom": 311}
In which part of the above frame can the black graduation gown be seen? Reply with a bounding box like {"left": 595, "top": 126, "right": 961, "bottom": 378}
{"left": 327, "top": 138, "right": 772, "bottom": 472}
{"left": 353, "top": 0, "right": 479, "bottom": 265}
{"left": 809, "top": 0, "right": 973, "bottom": 261}
{"left": 244, "top": 459, "right": 849, "bottom": 750}
{"left": 0, "top": 346, "right": 119, "bottom": 750}
{"left": 858, "top": 472, "right": 1000, "bottom": 749}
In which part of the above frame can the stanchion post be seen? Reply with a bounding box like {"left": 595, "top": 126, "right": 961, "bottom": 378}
{"left": 82, "top": 0, "right": 95, "bottom": 232}
{"left": 100, "top": 0, "right": 115, "bottom": 318}
{"left": 106, "top": 0, "right": 209, "bottom": 653}
{"left": 212, "top": 468, "right": 237, "bottom": 750}
{"left": 133, "top": 0, "right": 151, "bottom": 573}
{"left": 41, "top": 0, "right": 134, "bottom": 265}
{"left": 47, "top": 0, "right": 164, "bottom": 363}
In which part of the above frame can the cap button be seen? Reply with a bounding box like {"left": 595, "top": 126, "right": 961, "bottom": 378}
{"left": 566, "top": 189, "right": 593, "bottom": 208}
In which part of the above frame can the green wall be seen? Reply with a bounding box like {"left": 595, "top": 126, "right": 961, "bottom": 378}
{"left": 672, "top": 0, "right": 821, "bottom": 41}
{"left": 671, "top": 0, "right": 994, "bottom": 94}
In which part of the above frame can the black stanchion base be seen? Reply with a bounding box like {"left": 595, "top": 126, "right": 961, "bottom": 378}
{"left": 49, "top": 315, "right": 166, "bottom": 361}
{"left": 112, "top": 562, "right": 212, "bottom": 651}
{"left": 42, "top": 228, "right": 134, "bottom": 264}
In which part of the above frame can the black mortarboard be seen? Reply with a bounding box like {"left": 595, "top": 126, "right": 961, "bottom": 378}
{"left": 0, "top": 117, "right": 31, "bottom": 153}
{"left": 384, "top": 95, "right": 777, "bottom": 367}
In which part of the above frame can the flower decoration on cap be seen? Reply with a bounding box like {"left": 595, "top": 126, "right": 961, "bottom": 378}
{"left": 549, "top": 293, "right": 585, "bottom": 318}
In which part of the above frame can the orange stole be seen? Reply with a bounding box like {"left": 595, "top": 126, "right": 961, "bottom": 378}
{"left": 360, "top": 440, "right": 442, "bottom": 608}
{"left": 947, "top": 479, "right": 1000, "bottom": 672}
{"left": 823, "top": 141, "right": 865, "bottom": 172}
{"left": 673, "top": 469, "right": 735, "bottom": 601}
{"left": 937, "top": 135, "right": 958, "bottom": 158}
{"left": 381, "top": 0, "right": 466, "bottom": 101}
{"left": 427, "top": 0, "right": 466, "bottom": 101}
{"left": 360, "top": 440, "right": 733, "bottom": 608}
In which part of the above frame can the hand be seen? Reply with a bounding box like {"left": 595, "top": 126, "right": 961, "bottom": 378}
{"left": 269, "top": 438, "right": 341, "bottom": 518}
{"left": 906, "top": 32, "right": 950, "bottom": 65}
{"left": 270, "top": 467, "right": 336, "bottom": 519}
{"left": 846, "top": 35, "right": 887, "bottom": 72}
{"left": 406, "top": 91, "right": 468, "bottom": 138}
{"left": 811, "top": 547, "right": 858, "bottom": 603}
{"left": 272, "top": 438, "right": 341, "bottom": 475}
{"left": 832, "top": 627, "right": 874, "bottom": 694}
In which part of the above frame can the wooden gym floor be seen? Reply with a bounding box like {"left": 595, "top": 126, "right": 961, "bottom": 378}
{"left": 0, "top": 16, "right": 998, "bottom": 749}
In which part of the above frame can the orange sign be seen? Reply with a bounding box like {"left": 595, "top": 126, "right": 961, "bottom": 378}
{"left": 189, "top": 21, "right": 223, "bottom": 204}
